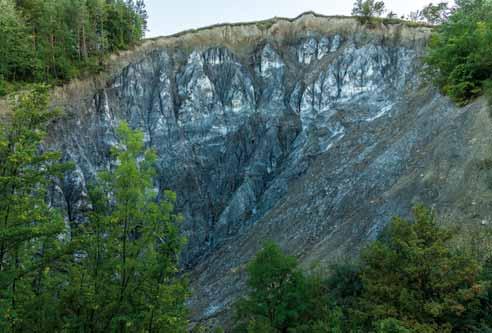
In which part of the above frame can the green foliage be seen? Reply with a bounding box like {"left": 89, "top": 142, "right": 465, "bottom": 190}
{"left": 420, "top": 2, "right": 452, "bottom": 25}
{"left": 233, "top": 242, "right": 342, "bottom": 333}
{"left": 425, "top": 0, "right": 492, "bottom": 105}
{"left": 0, "top": 77, "right": 7, "bottom": 96}
{"left": 0, "top": 0, "right": 33, "bottom": 82}
{"left": 352, "top": 0, "right": 386, "bottom": 22}
{"left": 376, "top": 318, "right": 414, "bottom": 333}
{"left": 236, "top": 206, "right": 492, "bottom": 332}
{"left": 0, "top": 0, "right": 147, "bottom": 88}
{"left": 0, "top": 85, "right": 71, "bottom": 332}
{"left": 326, "top": 262, "right": 363, "bottom": 308}
{"left": 191, "top": 324, "right": 226, "bottom": 333}
{"left": 357, "top": 205, "right": 482, "bottom": 332}
{"left": 407, "top": 2, "right": 452, "bottom": 25}
{"left": 256, "top": 19, "right": 276, "bottom": 31}
{"left": 0, "top": 89, "right": 189, "bottom": 331}
{"left": 62, "top": 122, "right": 189, "bottom": 332}
{"left": 233, "top": 242, "right": 305, "bottom": 332}
{"left": 325, "top": 262, "right": 364, "bottom": 332}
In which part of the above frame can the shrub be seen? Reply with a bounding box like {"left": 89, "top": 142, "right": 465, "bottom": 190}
{"left": 352, "top": 0, "right": 386, "bottom": 23}
{"left": 425, "top": 0, "right": 492, "bottom": 105}
{"left": 357, "top": 205, "right": 482, "bottom": 332}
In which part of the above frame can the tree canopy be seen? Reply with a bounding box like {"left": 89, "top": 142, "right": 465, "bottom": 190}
{"left": 233, "top": 242, "right": 343, "bottom": 333}
{"left": 0, "top": 88, "right": 189, "bottom": 332}
{"left": 425, "top": 0, "right": 492, "bottom": 105}
{"left": 352, "top": 0, "right": 386, "bottom": 21}
{"left": 234, "top": 207, "right": 492, "bottom": 333}
{"left": 0, "top": 0, "right": 147, "bottom": 94}
{"left": 0, "top": 86, "right": 70, "bottom": 331}
{"left": 357, "top": 205, "right": 483, "bottom": 332}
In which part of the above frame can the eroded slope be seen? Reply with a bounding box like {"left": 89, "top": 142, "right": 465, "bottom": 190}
{"left": 46, "top": 13, "right": 492, "bottom": 325}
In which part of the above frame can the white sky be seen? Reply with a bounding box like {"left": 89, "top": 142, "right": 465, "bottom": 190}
{"left": 145, "top": 0, "right": 449, "bottom": 38}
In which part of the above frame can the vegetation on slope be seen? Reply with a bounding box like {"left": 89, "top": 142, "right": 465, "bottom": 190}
{"left": 0, "top": 0, "right": 147, "bottom": 96}
{"left": 0, "top": 88, "right": 188, "bottom": 332}
{"left": 352, "top": 0, "right": 492, "bottom": 105}
{"left": 425, "top": 0, "right": 492, "bottom": 105}
{"left": 232, "top": 206, "right": 492, "bottom": 333}
{"left": 2, "top": 1, "right": 492, "bottom": 332}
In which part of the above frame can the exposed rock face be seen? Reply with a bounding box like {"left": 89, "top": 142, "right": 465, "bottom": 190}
{"left": 49, "top": 13, "right": 492, "bottom": 327}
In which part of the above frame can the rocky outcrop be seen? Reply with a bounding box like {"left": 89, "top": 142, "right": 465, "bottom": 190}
{"left": 49, "top": 13, "right": 492, "bottom": 327}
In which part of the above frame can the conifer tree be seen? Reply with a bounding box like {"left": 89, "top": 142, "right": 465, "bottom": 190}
{"left": 358, "top": 205, "right": 482, "bottom": 332}
{"left": 0, "top": 0, "right": 147, "bottom": 86}
{"left": 0, "top": 0, "right": 33, "bottom": 84}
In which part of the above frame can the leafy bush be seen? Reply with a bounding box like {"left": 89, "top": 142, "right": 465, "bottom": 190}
{"left": 376, "top": 318, "right": 414, "bottom": 333}
{"left": 425, "top": 0, "right": 492, "bottom": 105}
{"left": 236, "top": 205, "right": 492, "bottom": 332}
{"left": 233, "top": 242, "right": 307, "bottom": 332}
{"left": 357, "top": 205, "right": 482, "bottom": 332}
{"left": 0, "top": 90, "right": 189, "bottom": 331}
{"left": 233, "top": 242, "right": 342, "bottom": 332}
{"left": 352, "top": 0, "right": 386, "bottom": 23}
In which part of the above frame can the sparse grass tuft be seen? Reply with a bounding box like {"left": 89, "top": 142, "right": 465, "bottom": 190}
{"left": 256, "top": 19, "right": 276, "bottom": 31}
{"left": 355, "top": 16, "right": 434, "bottom": 28}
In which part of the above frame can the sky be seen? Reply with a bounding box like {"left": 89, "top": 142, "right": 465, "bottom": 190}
{"left": 145, "top": 0, "right": 448, "bottom": 38}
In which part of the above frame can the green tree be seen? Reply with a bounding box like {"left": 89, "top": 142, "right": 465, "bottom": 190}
{"left": 0, "top": 0, "right": 33, "bottom": 84}
{"left": 1, "top": 0, "right": 146, "bottom": 87}
{"left": 419, "top": 2, "right": 452, "bottom": 25}
{"left": 357, "top": 205, "right": 482, "bottom": 332}
{"left": 470, "top": 257, "right": 492, "bottom": 332}
{"left": 234, "top": 242, "right": 341, "bottom": 333}
{"left": 105, "top": 0, "right": 144, "bottom": 52}
{"left": 234, "top": 242, "right": 305, "bottom": 332}
{"left": 0, "top": 86, "right": 70, "bottom": 332}
{"left": 62, "top": 122, "right": 188, "bottom": 332}
{"left": 425, "top": 0, "right": 492, "bottom": 104}
{"left": 134, "top": 0, "right": 148, "bottom": 33}
{"left": 325, "top": 262, "right": 364, "bottom": 332}
{"left": 376, "top": 318, "right": 414, "bottom": 333}
{"left": 352, "top": 0, "right": 386, "bottom": 22}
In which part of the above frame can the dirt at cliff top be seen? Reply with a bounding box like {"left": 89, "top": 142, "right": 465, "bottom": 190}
{"left": 52, "top": 13, "right": 432, "bottom": 107}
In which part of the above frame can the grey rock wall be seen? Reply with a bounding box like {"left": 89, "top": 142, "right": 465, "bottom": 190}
{"left": 50, "top": 15, "right": 492, "bottom": 326}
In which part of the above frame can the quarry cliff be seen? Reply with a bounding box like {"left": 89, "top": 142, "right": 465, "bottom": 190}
{"left": 45, "top": 12, "right": 492, "bottom": 326}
